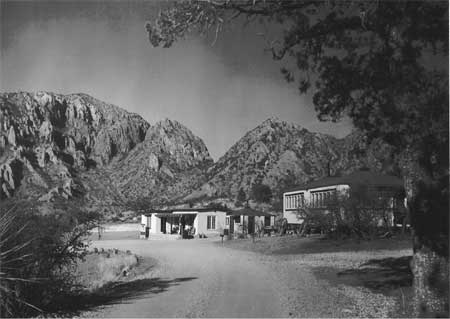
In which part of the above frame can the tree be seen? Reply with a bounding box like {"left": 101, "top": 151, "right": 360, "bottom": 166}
{"left": 236, "top": 188, "right": 246, "bottom": 202}
{"left": 297, "top": 184, "right": 400, "bottom": 239}
{"left": 235, "top": 188, "right": 247, "bottom": 207}
{"left": 147, "top": 1, "right": 449, "bottom": 316}
{"left": 251, "top": 183, "right": 272, "bottom": 203}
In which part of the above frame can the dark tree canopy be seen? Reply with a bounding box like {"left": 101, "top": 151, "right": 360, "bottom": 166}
{"left": 236, "top": 187, "right": 246, "bottom": 203}
{"left": 251, "top": 183, "right": 272, "bottom": 203}
{"left": 146, "top": 1, "right": 448, "bottom": 126}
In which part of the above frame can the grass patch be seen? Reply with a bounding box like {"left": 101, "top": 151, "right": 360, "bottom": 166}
{"left": 222, "top": 233, "right": 412, "bottom": 255}
{"left": 42, "top": 249, "right": 157, "bottom": 316}
{"left": 70, "top": 250, "right": 140, "bottom": 290}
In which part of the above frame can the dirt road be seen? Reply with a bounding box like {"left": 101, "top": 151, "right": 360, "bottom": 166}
{"left": 88, "top": 239, "right": 290, "bottom": 318}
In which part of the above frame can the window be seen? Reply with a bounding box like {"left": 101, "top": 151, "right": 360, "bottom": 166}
{"left": 234, "top": 216, "right": 241, "bottom": 223}
{"left": 285, "top": 193, "right": 305, "bottom": 209}
{"left": 207, "top": 216, "right": 216, "bottom": 230}
{"left": 225, "top": 216, "right": 230, "bottom": 226}
{"left": 311, "top": 189, "right": 337, "bottom": 208}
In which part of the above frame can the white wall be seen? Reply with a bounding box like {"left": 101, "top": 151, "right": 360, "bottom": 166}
{"left": 150, "top": 214, "right": 161, "bottom": 234}
{"left": 196, "top": 211, "right": 227, "bottom": 236}
{"left": 283, "top": 184, "right": 350, "bottom": 224}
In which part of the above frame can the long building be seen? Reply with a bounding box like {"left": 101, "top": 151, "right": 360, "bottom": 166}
{"left": 283, "top": 170, "right": 405, "bottom": 226}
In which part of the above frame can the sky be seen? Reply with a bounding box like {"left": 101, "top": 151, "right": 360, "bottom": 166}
{"left": 1, "top": 1, "right": 352, "bottom": 160}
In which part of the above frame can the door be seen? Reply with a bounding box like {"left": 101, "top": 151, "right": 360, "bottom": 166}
{"left": 160, "top": 217, "right": 167, "bottom": 233}
{"left": 248, "top": 216, "right": 255, "bottom": 234}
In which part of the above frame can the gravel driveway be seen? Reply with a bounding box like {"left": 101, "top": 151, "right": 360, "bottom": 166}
{"left": 86, "top": 239, "right": 289, "bottom": 318}
{"left": 82, "top": 238, "right": 400, "bottom": 318}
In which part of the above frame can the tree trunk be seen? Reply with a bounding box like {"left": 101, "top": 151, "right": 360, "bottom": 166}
{"left": 404, "top": 166, "right": 449, "bottom": 317}
{"left": 411, "top": 242, "right": 449, "bottom": 317}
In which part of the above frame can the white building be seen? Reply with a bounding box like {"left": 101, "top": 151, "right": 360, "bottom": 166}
{"left": 226, "top": 208, "right": 275, "bottom": 237}
{"left": 283, "top": 170, "right": 405, "bottom": 226}
{"left": 140, "top": 208, "right": 228, "bottom": 239}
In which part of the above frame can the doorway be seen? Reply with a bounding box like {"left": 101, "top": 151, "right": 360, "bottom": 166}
{"left": 160, "top": 217, "right": 167, "bottom": 234}
{"left": 248, "top": 216, "right": 255, "bottom": 234}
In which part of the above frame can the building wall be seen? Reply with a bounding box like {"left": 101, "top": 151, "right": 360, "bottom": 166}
{"left": 150, "top": 214, "right": 161, "bottom": 234}
{"left": 283, "top": 184, "right": 350, "bottom": 224}
{"left": 283, "top": 183, "right": 404, "bottom": 227}
{"left": 224, "top": 215, "right": 275, "bottom": 234}
{"left": 196, "top": 211, "right": 227, "bottom": 236}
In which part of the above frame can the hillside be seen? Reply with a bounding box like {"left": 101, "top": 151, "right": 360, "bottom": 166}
{"left": 0, "top": 92, "right": 213, "bottom": 218}
{"left": 184, "top": 118, "right": 397, "bottom": 209}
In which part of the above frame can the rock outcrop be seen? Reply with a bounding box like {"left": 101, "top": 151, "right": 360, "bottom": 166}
{"left": 0, "top": 92, "right": 149, "bottom": 207}
{"left": 0, "top": 92, "right": 213, "bottom": 218}
{"left": 101, "top": 118, "right": 213, "bottom": 206}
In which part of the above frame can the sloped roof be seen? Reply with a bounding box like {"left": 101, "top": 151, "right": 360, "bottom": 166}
{"left": 228, "top": 207, "right": 274, "bottom": 217}
{"left": 284, "top": 171, "right": 404, "bottom": 193}
{"left": 143, "top": 207, "right": 230, "bottom": 216}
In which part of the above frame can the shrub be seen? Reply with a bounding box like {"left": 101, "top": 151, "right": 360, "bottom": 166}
{"left": 251, "top": 184, "right": 272, "bottom": 203}
{"left": 0, "top": 200, "right": 99, "bottom": 317}
{"left": 296, "top": 185, "right": 398, "bottom": 239}
{"left": 235, "top": 188, "right": 247, "bottom": 207}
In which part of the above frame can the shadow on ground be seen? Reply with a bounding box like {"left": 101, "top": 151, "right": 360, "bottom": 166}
{"left": 314, "top": 256, "right": 413, "bottom": 317}
{"left": 47, "top": 276, "right": 197, "bottom": 317}
{"left": 314, "top": 256, "right": 412, "bottom": 293}
{"left": 337, "top": 256, "right": 413, "bottom": 292}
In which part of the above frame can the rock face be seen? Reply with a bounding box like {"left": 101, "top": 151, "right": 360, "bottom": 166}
{"left": 0, "top": 92, "right": 149, "bottom": 206}
{"left": 101, "top": 118, "right": 213, "bottom": 206}
{"left": 0, "top": 92, "right": 213, "bottom": 218}
{"left": 184, "top": 118, "right": 396, "bottom": 207}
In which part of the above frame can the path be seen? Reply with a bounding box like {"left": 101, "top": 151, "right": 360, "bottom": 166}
{"left": 88, "top": 239, "right": 290, "bottom": 318}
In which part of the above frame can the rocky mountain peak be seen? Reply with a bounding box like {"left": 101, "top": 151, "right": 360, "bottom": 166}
{"left": 0, "top": 91, "right": 150, "bottom": 201}
{"left": 144, "top": 118, "right": 213, "bottom": 169}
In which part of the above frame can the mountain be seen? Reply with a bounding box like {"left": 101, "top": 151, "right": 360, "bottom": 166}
{"left": 1, "top": 91, "right": 396, "bottom": 219}
{"left": 184, "top": 117, "right": 397, "bottom": 208}
{"left": 96, "top": 119, "right": 213, "bottom": 205}
{"left": 0, "top": 92, "right": 149, "bottom": 202}
{"left": 0, "top": 92, "right": 213, "bottom": 218}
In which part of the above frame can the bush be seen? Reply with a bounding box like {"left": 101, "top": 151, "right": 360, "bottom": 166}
{"left": 251, "top": 184, "right": 272, "bottom": 203}
{"left": 297, "top": 185, "right": 398, "bottom": 239}
{"left": 0, "top": 200, "right": 99, "bottom": 317}
{"left": 68, "top": 251, "right": 139, "bottom": 291}
{"left": 235, "top": 188, "right": 247, "bottom": 207}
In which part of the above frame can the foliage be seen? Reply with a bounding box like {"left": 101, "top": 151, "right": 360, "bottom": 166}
{"left": 207, "top": 202, "right": 229, "bottom": 211}
{"left": 253, "top": 217, "right": 265, "bottom": 238}
{"left": 235, "top": 188, "right": 246, "bottom": 207}
{"left": 297, "top": 185, "right": 399, "bottom": 239}
{"left": 0, "top": 200, "right": 99, "bottom": 317}
{"left": 250, "top": 183, "right": 272, "bottom": 203}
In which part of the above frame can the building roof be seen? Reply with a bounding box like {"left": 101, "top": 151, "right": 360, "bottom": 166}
{"left": 228, "top": 207, "right": 274, "bottom": 217}
{"left": 284, "top": 171, "right": 404, "bottom": 193}
{"left": 143, "top": 207, "right": 229, "bottom": 216}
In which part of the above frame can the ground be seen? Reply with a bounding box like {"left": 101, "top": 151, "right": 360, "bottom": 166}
{"left": 72, "top": 234, "right": 412, "bottom": 318}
